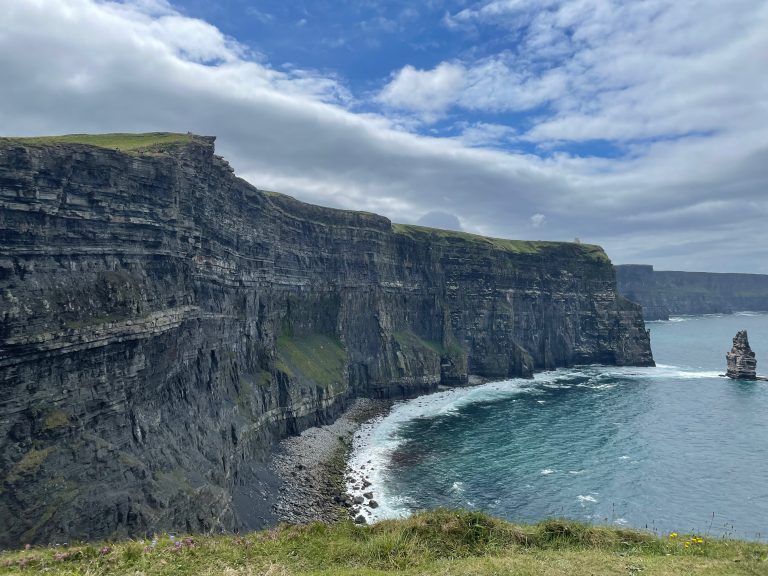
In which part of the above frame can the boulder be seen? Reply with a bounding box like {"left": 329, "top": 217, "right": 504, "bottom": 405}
{"left": 726, "top": 330, "right": 757, "bottom": 379}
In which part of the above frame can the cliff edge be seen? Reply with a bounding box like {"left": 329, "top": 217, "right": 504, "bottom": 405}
{"left": 0, "top": 133, "right": 653, "bottom": 546}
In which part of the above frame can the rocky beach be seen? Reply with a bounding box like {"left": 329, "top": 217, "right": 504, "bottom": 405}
{"left": 270, "top": 399, "right": 391, "bottom": 525}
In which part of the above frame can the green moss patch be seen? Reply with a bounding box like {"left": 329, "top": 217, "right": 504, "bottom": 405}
{"left": 42, "top": 410, "right": 69, "bottom": 431}
{"left": 393, "top": 330, "right": 443, "bottom": 355}
{"left": 6, "top": 448, "right": 53, "bottom": 483}
{"left": 276, "top": 333, "right": 347, "bottom": 388}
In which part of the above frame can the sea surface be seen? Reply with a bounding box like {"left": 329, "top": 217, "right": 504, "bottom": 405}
{"left": 347, "top": 312, "right": 768, "bottom": 540}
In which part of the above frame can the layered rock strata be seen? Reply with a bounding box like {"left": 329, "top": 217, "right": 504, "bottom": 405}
{"left": 726, "top": 330, "right": 757, "bottom": 380}
{"left": 0, "top": 135, "right": 653, "bottom": 546}
{"left": 616, "top": 264, "right": 768, "bottom": 321}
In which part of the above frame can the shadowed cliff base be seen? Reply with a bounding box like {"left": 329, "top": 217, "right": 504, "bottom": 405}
{"left": 0, "top": 133, "right": 652, "bottom": 546}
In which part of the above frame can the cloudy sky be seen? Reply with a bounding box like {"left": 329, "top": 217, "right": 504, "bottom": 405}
{"left": 2, "top": 0, "right": 767, "bottom": 272}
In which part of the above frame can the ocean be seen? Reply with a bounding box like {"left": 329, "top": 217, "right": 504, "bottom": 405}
{"left": 347, "top": 312, "right": 768, "bottom": 540}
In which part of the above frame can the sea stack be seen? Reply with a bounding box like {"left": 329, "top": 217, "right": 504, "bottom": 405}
{"left": 726, "top": 330, "right": 757, "bottom": 379}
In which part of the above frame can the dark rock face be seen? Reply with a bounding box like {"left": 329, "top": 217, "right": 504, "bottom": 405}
{"left": 616, "top": 264, "right": 768, "bottom": 321}
{"left": 726, "top": 330, "right": 757, "bottom": 380}
{"left": 0, "top": 137, "right": 653, "bottom": 546}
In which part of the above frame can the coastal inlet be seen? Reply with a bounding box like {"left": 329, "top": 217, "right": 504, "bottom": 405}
{"left": 347, "top": 312, "right": 768, "bottom": 541}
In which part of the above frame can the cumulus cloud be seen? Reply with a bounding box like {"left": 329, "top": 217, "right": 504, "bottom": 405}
{"left": 530, "top": 213, "right": 546, "bottom": 228}
{"left": 377, "top": 62, "right": 466, "bottom": 115}
{"left": 0, "top": 0, "right": 766, "bottom": 273}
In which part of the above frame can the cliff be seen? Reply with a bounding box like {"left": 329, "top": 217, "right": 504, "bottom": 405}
{"left": 0, "top": 134, "right": 653, "bottom": 546}
{"left": 615, "top": 264, "right": 768, "bottom": 320}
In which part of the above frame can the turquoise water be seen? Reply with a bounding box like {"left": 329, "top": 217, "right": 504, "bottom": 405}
{"left": 347, "top": 313, "right": 768, "bottom": 540}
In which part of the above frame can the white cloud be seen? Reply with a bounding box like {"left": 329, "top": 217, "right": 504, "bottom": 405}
{"left": 530, "top": 213, "right": 546, "bottom": 228}
{"left": 0, "top": 0, "right": 767, "bottom": 272}
{"left": 443, "top": 0, "right": 768, "bottom": 146}
{"left": 377, "top": 62, "right": 465, "bottom": 115}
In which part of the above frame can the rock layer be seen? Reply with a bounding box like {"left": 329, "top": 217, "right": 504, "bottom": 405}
{"left": 0, "top": 136, "right": 653, "bottom": 546}
{"left": 726, "top": 330, "right": 757, "bottom": 380}
{"left": 616, "top": 264, "right": 768, "bottom": 320}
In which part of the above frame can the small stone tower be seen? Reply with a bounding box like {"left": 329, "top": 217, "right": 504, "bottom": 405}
{"left": 726, "top": 330, "right": 757, "bottom": 380}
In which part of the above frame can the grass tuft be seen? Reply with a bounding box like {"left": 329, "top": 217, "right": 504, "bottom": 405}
{"left": 0, "top": 510, "right": 766, "bottom": 575}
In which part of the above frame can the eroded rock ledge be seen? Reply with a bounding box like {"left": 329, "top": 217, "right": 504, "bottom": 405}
{"left": 0, "top": 134, "right": 653, "bottom": 546}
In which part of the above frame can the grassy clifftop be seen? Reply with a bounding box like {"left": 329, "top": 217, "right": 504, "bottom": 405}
{"left": 1, "top": 510, "right": 765, "bottom": 575}
{"left": 0, "top": 132, "right": 202, "bottom": 154}
{"left": 392, "top": 223, "right": 611, "bottom": 262}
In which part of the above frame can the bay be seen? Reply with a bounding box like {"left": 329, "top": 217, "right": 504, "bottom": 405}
{"left": 347, "top": 312, "right": 768, "bottom": 540}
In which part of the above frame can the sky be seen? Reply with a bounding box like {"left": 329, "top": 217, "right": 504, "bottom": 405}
{"left": 1, "top": 0, "right": 767, "bottom": 272}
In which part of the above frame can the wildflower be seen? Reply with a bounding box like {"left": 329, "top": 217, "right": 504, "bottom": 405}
{"left": 684, "top": 542, "right": 690, "bottom": 548}
{"left": 24, "top": 544, "right": 31, "bottom": 550}
{"left": 100, "top": 546, "right": 111, "bottom": 555}
{"left": 669, "top": 533, "right": 678, "bottom": 539}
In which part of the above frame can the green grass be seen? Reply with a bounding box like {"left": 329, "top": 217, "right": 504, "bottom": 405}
{"left": 391, "top": 223, "right": 610, "bottom": 262}
{"left": 1, "top": 510, "right": 765, "bottom": 575}
{"left": 42, "top": 410, "right": 69, "bottom": 431}
{"left": 276, "top": 333, "right": 347, "bottom": 389}
{"left": 0, "top": 132, "right": 198, "bottom": 154}
{"left": 5, "top": 448, "right": 53, "bottom": 484}
{"left": 392, "top": 330, "right": 443, "bottom": 355}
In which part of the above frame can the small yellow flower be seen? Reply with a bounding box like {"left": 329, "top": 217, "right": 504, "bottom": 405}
{"left": 669, "top": 532, "right": 678, "bottom": 539}
{"left": 684, "top": 541, "right": 690, "bottom": 548}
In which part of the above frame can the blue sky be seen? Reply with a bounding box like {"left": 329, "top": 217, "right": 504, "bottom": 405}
{"left": 1, "top": 0, "right": 767, "bottom": 272}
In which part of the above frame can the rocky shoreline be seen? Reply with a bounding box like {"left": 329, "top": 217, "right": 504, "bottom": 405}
{"left": 270, "top": 398, "right": 392, "bottom": 525}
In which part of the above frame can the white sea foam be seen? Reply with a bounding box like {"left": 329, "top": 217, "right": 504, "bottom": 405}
{"left": 346, "top": 360, "right": 726, "bottom": 523}
{"left": 578, "top": 495, "right": 597, "bottom": 503}
{"left": 347, "top": 377, "right": 532, "bottom": 521}
{"left": 541, "top": 469, "right": 555, "bottom": 475}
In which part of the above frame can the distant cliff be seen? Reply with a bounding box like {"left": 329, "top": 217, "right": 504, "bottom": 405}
{"left": 0, "top": 134, "right": 653, "bottom": 546}
{"left": 615, "top": 265, "right": 768, "bottom": 320}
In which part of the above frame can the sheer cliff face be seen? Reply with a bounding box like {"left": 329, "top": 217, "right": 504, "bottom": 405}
{"left": 0, "top": 137, "right": 653, "bottom": 546}
{"left": 615, "top": 265, "right": 768, "bottom": 320}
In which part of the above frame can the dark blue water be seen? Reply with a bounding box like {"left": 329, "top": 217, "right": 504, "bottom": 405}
{"left": 348, "top": 313, "right": 768, "bottom": 540}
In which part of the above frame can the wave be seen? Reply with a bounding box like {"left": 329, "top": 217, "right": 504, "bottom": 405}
{"left": 346, "top": 362, "right": 722, "bottom": 522}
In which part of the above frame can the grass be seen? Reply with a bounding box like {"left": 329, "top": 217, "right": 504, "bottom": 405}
{"left": 391, "top": 223, "right": 611, "bottom": 262}
{"left": 276, "top": 333, "right": 347, "bottom": 389}
{"left": 5, "top": 448, "right": 53, "bottom": 484}
{"left": 42, "top": 409, "right": 69, "bottom": 431}
{"left": 1, "top": 510, "right": 765, "bottom": 575}
{"left": 392, "top": 330, "right": 443, "bottom": 355}
{"left": 0, "top": 132, "right": 198, "bottom": 154}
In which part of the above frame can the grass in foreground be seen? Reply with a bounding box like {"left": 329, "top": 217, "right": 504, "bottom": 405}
{"left": 1, "top": 510, "right": 766, "bottom": 575}
{"left": 0, "top": 132, "right": 197, "bottom": 153}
